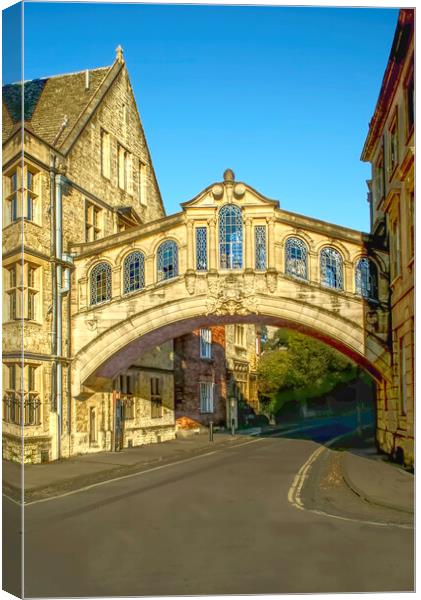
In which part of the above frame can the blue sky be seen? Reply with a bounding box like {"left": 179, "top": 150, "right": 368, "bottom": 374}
{"left": 8, "top": 2, "right": 399, "bottom": 231}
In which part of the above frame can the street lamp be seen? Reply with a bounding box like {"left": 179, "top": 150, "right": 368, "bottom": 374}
{"left": 230, "top": 396, "right": 236, "bottom": 436}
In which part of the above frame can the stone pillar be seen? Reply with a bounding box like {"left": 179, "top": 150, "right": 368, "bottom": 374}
{"left": 245, "top": 217, "right": 253, "bottom": 270}
{"left": 267, "top": 217, "right": 276, "bottom": 269}
{"left": 145, "top": 254, "right": 155, "bottom": 285}
{"left": 112, "top": 266, "right": 121, "bottom": 298}
{"left": 186, "top": 220, "right": 194, "bottom": 271}
{"left": 208, "top": 216, "right": 217, "bottom": 270}
{"left": 309, "top": 252, "right": 318, "bottom": 283}
{"left": 78, "top": 276, "right": 88, "bottom": 309}
{"left": 344, "top": 261, "right": 352, "bottom": 293}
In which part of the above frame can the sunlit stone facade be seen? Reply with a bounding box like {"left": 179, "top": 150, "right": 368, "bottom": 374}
{"left": 361, "top": 9, "right": 414, "bottom": 467}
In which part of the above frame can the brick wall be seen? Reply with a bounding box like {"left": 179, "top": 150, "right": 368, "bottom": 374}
{"left": 174, "top": 326, "right": 228, "bottom": 426}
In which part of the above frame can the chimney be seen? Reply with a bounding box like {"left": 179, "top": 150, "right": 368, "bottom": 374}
{"left": 85, "top": 69, "right": 90, "bottom": 90}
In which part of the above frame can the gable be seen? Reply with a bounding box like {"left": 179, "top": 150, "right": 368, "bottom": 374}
{"left": 2, "top": 66, "right": 112, "bottom": 147}
{"left": 181, "top": 170, "right": 279, "bottom": 211}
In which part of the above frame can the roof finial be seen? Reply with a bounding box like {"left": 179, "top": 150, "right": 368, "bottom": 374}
{"left": 223, "top": 168, "right": 235, "bottom": 183}
{"left": 116, "top": 45, "right": 124, "bottom": 63}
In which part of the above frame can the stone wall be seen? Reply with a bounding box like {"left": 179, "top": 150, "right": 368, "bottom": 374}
{"left": 3, "top": 60, "right": 169, "bottom": 464}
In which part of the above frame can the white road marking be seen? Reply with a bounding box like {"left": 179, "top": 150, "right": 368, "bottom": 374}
{"left": 2, "top": 493, "right": 22, "bottom": 506}
{"left": 7, "top": 436, "right": 265, "bottom": 508}
{"left": 287, "top": 436, "right": 414, "bottom": 530}
{"left": 0, "top": 427, "right": 311, "bottom": 508}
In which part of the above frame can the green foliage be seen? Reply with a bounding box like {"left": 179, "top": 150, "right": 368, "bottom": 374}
{"left": 257, "top": 329, "right": 357, "bottom": 416}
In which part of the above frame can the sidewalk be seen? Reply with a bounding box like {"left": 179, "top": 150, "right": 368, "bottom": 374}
{"left": 2, "top": 431, "right": 252, "bottom": 502}
{"left": 341, "top": 450, "right": 414, "bottom": 514}
{"left": 3, "top": 423, "right": 414, "bottom": 515}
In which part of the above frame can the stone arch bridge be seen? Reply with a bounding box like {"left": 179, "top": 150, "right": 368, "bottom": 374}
{"left": 70, "top": 171, "right": 391, "bottom": 401}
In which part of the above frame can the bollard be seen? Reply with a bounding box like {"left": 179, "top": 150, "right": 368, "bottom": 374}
{"left": 209, "top": 420, "right": 214, "bottom": 442}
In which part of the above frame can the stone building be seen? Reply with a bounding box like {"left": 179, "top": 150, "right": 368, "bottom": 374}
{"left": 361, "top": 9, "right": 414, "bottom": 466}
{"left": 3, "top": 39, "right": 399, "bottom": 466}
{"left": 2, "top": 47, "right": 176, "bottom": 462}
{"left": 174, "top": 324, "right": 260, "bottom": 429}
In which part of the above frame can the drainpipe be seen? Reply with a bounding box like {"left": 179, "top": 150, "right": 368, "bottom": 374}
{"left": 55, "top": 174, "right": 64, "bottom": 458}
{"left": 61, "top": 253, "right": 73, "bottom": 444}
{"left": 49, "top": 156, "right": 57, "bottom": 459}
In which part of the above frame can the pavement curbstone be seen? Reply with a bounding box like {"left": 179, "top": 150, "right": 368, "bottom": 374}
{"left": 340, "top": 451, "right": 414, "bottom": 515}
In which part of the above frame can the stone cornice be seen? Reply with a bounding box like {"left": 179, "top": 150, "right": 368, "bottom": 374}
{"left": 274, "top": 208, "right": 369, "bottom": 244}
{"left": 70, "top": 211, "right": 184, "bottom": 257}
{"left": 361, "top": 10, "right": 414, "bottom": 162}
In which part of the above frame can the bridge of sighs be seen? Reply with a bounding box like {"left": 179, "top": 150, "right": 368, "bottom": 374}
{"left": 69, "top": 170, "right": 391, "bottom": 405}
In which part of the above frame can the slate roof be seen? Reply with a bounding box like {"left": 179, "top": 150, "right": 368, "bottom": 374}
{"left": 2, "top": 66, "right": 112, "bottom": 147}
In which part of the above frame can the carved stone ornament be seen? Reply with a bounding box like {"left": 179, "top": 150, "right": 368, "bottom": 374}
{"left": 234, "top": 183, "right": 245, "bottom": 198}
{"left": 266, "top": 269, "right": 278, "bottom": 293}
{"left": 206, "top": 273, "right": 259, "bottom": 316}
{"left": 185, "top": 270, "right": 196, "bottom": 295}
{"left": 366, "top": 309, "right": 379, "bottom": 333}
{"left": 85, "top": 317, "right": 98, "bottom": 331}
{"left": 212, "top": 185, "right": 224, "bottom": 200}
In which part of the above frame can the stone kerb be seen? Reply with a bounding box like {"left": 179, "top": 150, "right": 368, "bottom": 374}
{"left": 71, "top": 269, "right": 390, "bottom": 399}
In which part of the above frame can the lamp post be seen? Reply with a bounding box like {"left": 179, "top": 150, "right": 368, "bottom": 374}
{"left": 230, "top": 396, "right": 236, "bottom": 436}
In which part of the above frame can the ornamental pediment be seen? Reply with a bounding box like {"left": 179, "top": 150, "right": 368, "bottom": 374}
{"left": 181, "top": 169, "right": 280, "bottom": 211}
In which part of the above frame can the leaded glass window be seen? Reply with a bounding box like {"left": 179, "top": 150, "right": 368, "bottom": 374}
{"left": 123, "top": 251, "right": 145, "bottom": 294}
{"left": 219, "top": 204, "right": 243, "bottom": 269}
{"left": 355, "top": 257, "right": 378, "bottom": 299}
{"left": 285, "top": 237, "right": 308, "bottom": 279}
{"left": 196, "top": 227, "right": 208, "bottom": 271}
{"left": 90, "top": 262, "right": 111, "bottom": 305}
{"left": 157, "top": 240, "right": 178, "bottom": 281}
{"left": 255, "top": 226, "right": 266, "bottom": 270}
{"left": 320, "top": 247, "right": 343, "bottom": 290}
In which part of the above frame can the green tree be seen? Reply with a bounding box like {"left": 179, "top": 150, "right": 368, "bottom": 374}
{"left": 257, "top": 330, "right": 357, "bottom": 417}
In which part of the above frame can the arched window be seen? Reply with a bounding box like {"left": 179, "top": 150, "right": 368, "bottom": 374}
{"left": 90, "top": 262, "right": 111, "bottom": 305}
{"left": 355, "top": 257, "right": 378, "bottom": 299}
{"left": 219, "top": 204, "right": 243, "bottom": 269}
{"left": 123, "top": 251, "right": 145, "bottom": 294}
{"left": 157, "top": 240, "right": 178, "bottom": 281}
{"left": 320, "top": 247, "right": 343, "bottom": 290}
{"left": 285, "top": 237, "right": 308, "bottom": 279}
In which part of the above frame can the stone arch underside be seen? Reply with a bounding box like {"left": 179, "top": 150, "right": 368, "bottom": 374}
{"left": 72, "top": 294, "right": 390, "bottom": 398}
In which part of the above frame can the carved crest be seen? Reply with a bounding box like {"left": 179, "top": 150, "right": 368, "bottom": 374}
{"left": 206, "top": 273, "right": 258, "bottom": 316}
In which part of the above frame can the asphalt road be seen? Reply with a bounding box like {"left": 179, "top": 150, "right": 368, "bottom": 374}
{"left": 5, "top": 433, "right": 414, "bottom": 597}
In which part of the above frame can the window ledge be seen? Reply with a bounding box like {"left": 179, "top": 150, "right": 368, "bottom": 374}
{"left": 23, "top": 218, "right": 42, "bottom": 228}
{"left": 405, "top": 126, "right": 414, "bottom": 146}
{"left": 387, "top": 164, "right": 399, "bottom": 182}
{"left": 155, "top": 275, "right": 181, "bottom": 287}
{"left": 390, "top": 275, "right": 402, "bottom": 289}
{"left": 2, "top": 220, "right": 21, "bottom": 231}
